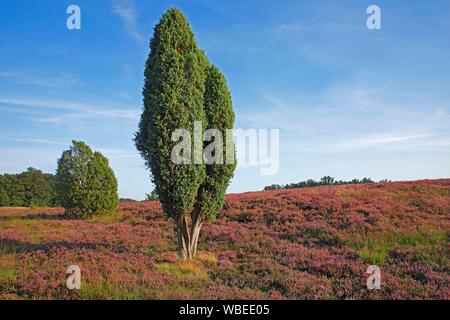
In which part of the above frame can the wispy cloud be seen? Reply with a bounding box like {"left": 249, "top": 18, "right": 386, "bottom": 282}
{"left": 236, "top": 75, "right": 450, "bottom": 164}
{"left": 112, "top": 0, "right": 144, "bottom": 43}
{"left": 32, "top": 116, "right": 64, "bottom": 124}
{"left": 0, "top": 136, "right": 67, "bottom": 146}
{"left": 198, "top": 21, "right": 311, "bottom": 58}
{"left": 269, "top": 23, "right": 310, "bottom": 41}
{"left": 0, "top": 147, "right": 60, "bottom": 173}
{"left": 333, "top": 133, "right": 435, "bottom": 152}
{"left": 98, "top": 148, "right": 140, "bottom": 159}
{"left": 241, "top": 76, "right": 450, "bottom": 135}
{"left": 0, "top": 69, "right": 77, "bottom": 88}
{"left": 0, "top": 97, "right": 139, "bottom": 121}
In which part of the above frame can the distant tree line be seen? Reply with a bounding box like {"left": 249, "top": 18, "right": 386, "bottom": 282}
{"left": 119, "top": 198, "right": 138, "bottom": 203}
{"left": 264, "top": 176, "right": 391, "bottom": 191}
{"left": 118, "top": 190, "right": 159, "bottom": 203}
{"left": 0, "top": 167, "right": 58, "bottom": 207}
{"left": 0, "top": 141, "right": 119, "bottom": 216}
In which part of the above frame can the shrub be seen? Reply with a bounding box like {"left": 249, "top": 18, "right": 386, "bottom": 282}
{"left": 55, "top": 140, "right": 119, "bottom": 218}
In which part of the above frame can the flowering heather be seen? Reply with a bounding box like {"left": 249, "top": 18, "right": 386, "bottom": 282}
{"left": 0, "top": 179, "right": 449, "bottom": 299}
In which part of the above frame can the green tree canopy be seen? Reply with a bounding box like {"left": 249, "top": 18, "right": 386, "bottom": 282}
{"left": 145, "top": 190, "right": 159, "bottom": 201}
{"left": 0, "top": 169, "right": 56, "bottom": 207}
{"left": 18, "top": 167, "right": 53, "bottom": 207}
{"left": 0, "top": 175, "right": 9, "bottom": 207}
{"left": 56, "top": 140, "right": 119, "bottom": 217}
{"left": 1, "top": 174, "right": 23, "bottom": 206}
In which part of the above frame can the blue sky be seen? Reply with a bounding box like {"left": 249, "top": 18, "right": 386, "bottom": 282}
{"left": 1, "top": 0, "right": 449, "bottom": 199}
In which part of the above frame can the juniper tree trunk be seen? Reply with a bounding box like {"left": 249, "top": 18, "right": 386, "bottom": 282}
{"left": 176, "top": 215, "right": 203, "bottom": 260}
{"left": 177, "top": 216, "right": 192, "bottom": 260}
{"left": 189, "top": 214, "right": 202, "bottom": 257}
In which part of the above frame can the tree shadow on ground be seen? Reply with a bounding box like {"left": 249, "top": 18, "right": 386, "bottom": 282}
{"left": 0, "top": 212, "right": 75, "bottom": 221}
{"left": 0, "top": 238, "right": 128, "bottom": 254}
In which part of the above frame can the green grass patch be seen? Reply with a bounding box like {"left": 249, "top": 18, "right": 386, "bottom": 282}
{"left": 0, "top": 265, "right": 15, "bottom": 281}
{"left": 0, "top": 253, "right": 17, "bottom": 284}
{"left": 144, "top": 246, "right": 157, "bottom": 257}
{"left": 413, "top": 243, "right": 449, "bottom": 266}
{"left": 0, "top": 241, "right": 20, "bottom": 255}
{"left": 350, "top": 229, "right": 447, "bottom": 265}
{"left": 155, "top": 253, "right": 216, "bottom": 280}
{"left": 433, "top": 188, "right": 450, "bottom": 196}
{"left": 8, "top": 218, "right": 39, "bottom": 226}
{"left": 334, "top": 189, "right": 364, "bottom": 202}
{"left": 77, "top": 281, "right": 147, "bottom": 299}
{"left": 153, "top": 283, "right": 199, "bottom": 299}
{"left": 156, "top": 262, "right": 209, "bottom": 280}
{"left": 85, "top": 210, "right": 123, "bottom": 223}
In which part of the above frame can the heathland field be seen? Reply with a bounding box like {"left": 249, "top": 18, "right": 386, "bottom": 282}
{"left": 0, "top": 179, "right": 449, "bottom": 299}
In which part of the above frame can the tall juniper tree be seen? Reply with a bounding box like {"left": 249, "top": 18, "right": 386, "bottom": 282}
{"left": 190, "top": 65, "right": 236, "bottom": 257}
{"left": 135, "top": 8, "right": 236, "bottom": 260}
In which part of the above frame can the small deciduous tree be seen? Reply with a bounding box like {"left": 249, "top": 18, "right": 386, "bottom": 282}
{"left": 56, "top": 140, "right": 119, "bottom": 218}
{"left": 18, "top": 167, "right": 53, "bottom": 207}
{"left": 0, "top": 175, "right": 8, "bottom": 207}
{"left": 145, "top": 190, "right": 159, "bottom": 201}
{"left": 1, "top": 174, "right": 23, "bottom": 206}
{"left": 320, "top": 176, "right": 334, "bottom": 185}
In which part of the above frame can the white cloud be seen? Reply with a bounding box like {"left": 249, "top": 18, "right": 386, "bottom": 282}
{"left": 269, "top": 23, "right": 310, "bottom": 41}
{"left": 235, "top": 76, "right": 450, "bottom": 168}
{"left": 240, "top": 76, "right": 450, "bottom": 134}
{"left": 98, "top": 148, "right": 140, "bottom": 159}
{"left": 112, "top": 0, "right": 144, "bottom": 43}
{"left": 332, "top": 133, "right": 435, "bottom": 152}
{"left": 0, "top": 69, "right": 77, "bottom": 88}
{"left": 0, "top": 96, "right": 139, "bottom": 121}
{"left": 0, "top": 136, "right": 67, "bottom": 146}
